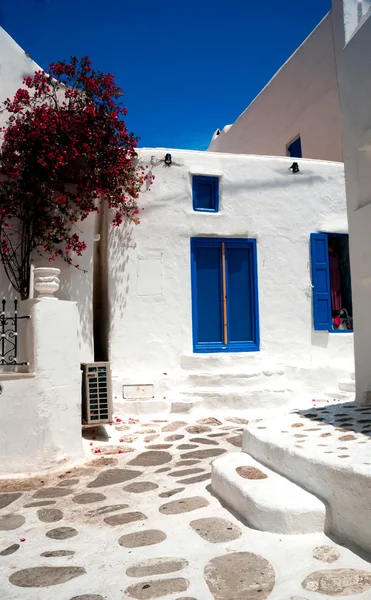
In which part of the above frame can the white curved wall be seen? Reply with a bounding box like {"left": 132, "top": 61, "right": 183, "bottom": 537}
{"left": 108, "top": 148, "right": 353, "bottom": 406}
{"left": 208, "top": 13, "right": 343, "bottom": 162}
{"left": 339, "top": 8, "right": 371, "bottom": 403}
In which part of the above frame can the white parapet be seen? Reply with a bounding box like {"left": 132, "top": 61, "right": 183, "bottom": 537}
{"left": 0, "top": 299, "right": 84, "bottom": 475}
{"left": 242, "top": 405, "right": 371, "bottom": 554}
{"left": 212, "top": 451, "right": 326, "bottom": 534}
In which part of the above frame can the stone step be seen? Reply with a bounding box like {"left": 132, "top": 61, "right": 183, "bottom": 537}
{"left": 113, "top": 399, "right": 170, "bottom": 416}
{"left": 170, "top": 398, "right": 202, "bottom": 414}
{"left": 338, "top": 378, "right": 356, "bottom": 393}
{"left": 211, "top": 452, "right": 326, "bottom": 534}
{"left": 242, "top": 415, "right": 371, "bottom": 554}
{"left": 186, "top": 369, "right": 285, "bottom": 389}
{"left": 324, "top": 389, "right": 353, "bottom": 400}
{"left": 181, "top": 353, "right": 267, "bottom": 372}
{"left": 179, "top": 387, "right": 292, "bottom": 410}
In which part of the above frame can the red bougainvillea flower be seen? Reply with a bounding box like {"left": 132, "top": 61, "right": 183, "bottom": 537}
{"left": 0, "top": 56, "right": 154, "bottom": 298}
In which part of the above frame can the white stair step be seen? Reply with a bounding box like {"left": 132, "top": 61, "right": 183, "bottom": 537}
{"left": 113, "top": 399, "right": 170, "bottom": 416}
{"left": 212, "top": 452, "right": 326, "bottom": 534}
{"left": 187, "top": 370, "right": 285, "bottom": 389}
{"left": 180, "top": 388, "right": 292, "bottom": 410}
{"left": 339, "top": 379, "right": 356, "bottom": 393}
{"left": 170, "top": 398, "right": 201, "bottom": 414}
{"left": 324, "top": 389, "right": 353, "bottom": 400}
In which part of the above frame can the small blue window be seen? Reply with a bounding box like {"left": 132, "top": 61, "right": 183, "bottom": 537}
{"left": 287, "top": 136, "right": 302, "bottom": 158}
{"left": 192, "top": 176, "right": 219, "bottom": 212}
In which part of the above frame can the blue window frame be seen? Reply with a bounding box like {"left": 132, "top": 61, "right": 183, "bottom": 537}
{"left": 192, "top": 175, "right": 219, "bottom": 212}
{"left": 287, "top": 136, "right": 302, "bottom": 158}
{"left": 311, "top": 232, "right": 353, "bottom": 333}
{"left": 191, "top": 238, "right": 260, "bottom": 352}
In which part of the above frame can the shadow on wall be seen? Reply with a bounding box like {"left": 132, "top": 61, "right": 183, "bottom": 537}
{"left": 226, "top": 170, "right": 327, "bottom": 192}
{"left": 107, "top": 217, "right": 136, "bottom": 352}
{"left": 58, "top": 261, "right": 93, "bottom": 359}
{"left": 0, "top": 266, "right": 21, "bottom": 301}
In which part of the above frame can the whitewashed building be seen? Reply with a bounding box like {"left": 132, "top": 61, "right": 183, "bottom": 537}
{"left": 208, "top": 0, "right": 369, "bottom": 163}
{"left": 0, "top": 25, "right": 355, "bottom": 418}
{"left": 105, "top": 149, "right": 354, "bottom": 414}
{"left": 339, "top": 1, "right": 371, "bottom": 403}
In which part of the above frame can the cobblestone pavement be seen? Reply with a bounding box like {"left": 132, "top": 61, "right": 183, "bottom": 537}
{"left": 1, "top": 414, "right": 371, "bottom": 599}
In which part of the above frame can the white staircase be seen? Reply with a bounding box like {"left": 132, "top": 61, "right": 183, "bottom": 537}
{"left": 212, "top": 452, "right": 326, "bottom": 534}
{"left": 325, "top": 372, "right": 355, "bottom": 400}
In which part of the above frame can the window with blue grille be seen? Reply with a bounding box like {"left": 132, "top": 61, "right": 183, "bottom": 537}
{"left": 192, "top": 175, "right": 219, "bottom": 212}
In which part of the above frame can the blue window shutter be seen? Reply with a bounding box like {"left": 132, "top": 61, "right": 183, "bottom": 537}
{"left": 310, "top": 233, "right": 331, "bottom": 330}
{"left": 191, "top": 241, "right": 223, "bottom": 346}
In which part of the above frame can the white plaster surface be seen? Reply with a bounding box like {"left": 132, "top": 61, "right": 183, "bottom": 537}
{"left": 109, "top": 148, "right": 354, "bottom": 412}
{"left": 0, "top": 27, "right": 40, "bottom": 131}
{"left": 1, "top": 413, "right": 371, "bottom": 600}
{"left": 0, "top": 300, "right": 84, "bottom": 475}
{"left": 339, "top": 9, "right": 371, "bottom": 404}
{"left": 208, "top": 11, "right": 344, "bottom": 162}
{"left": 212, "top": 451, "right": 326, "bottom": 534}
{"left": 0, "top": 27, "right": 95, "bottom": 363}
{"left": 242, "top": 400, "right": 371, "bottom": 554}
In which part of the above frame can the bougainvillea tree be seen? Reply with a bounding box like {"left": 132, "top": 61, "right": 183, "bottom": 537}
{"left": 0, "top": 56, "right": 152, "bottom": 299}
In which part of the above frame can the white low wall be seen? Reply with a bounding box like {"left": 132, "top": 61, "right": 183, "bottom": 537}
{"left": 108, "top": 149, "right": 354, "bottom": 409}
{"left": 0, "top": 299, "right": 84, "bottom": 476}
{"left": 243, "top": 425, "right": 371, "bottom": 554}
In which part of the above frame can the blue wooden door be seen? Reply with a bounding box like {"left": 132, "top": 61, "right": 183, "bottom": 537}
{"left": 191, "top": 238, "right": 259, "bottom": 352}
{"left": 310, "top": 233, "right": 332, "bottom": 330}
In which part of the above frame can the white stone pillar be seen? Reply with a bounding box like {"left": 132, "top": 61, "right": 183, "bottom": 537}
{"left": 0, "top": 298, "right": 84, "bottom": 475}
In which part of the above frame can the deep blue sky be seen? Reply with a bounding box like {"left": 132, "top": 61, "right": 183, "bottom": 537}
{"left": 1, "top": 0, "right": 331, "bottom": 150}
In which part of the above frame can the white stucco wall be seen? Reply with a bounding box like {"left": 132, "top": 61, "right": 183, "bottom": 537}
{"left": 0, "top": 27, "right": 40, "bottom": 128}
{"left": 208, "top": 12, "right": 344, "bottom": 162}
{"left": 0, "top": 213, "right": 95, "bottom": 364}
{"left": 0, "top": 27, "right": 95, "bottom": 362}
{"left": 108, "top": 148, "right": 353, "bottom": 408}
{"left": 339, "top": 8, "right": 371, "bottom": 403}
{"left": 0, "top": 299, "right": 84, "bottom": 476}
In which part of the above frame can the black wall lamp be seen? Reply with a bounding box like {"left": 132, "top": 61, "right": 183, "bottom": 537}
{"left": 290, "top": 162, "right": 300, "bottom": 173}
{"left": 164, "top": 153, "right": 172, "bottom": 166}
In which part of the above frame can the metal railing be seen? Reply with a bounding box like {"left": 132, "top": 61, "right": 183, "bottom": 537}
{"left": 0, "top": 299, "right": 30, "bottom": 366}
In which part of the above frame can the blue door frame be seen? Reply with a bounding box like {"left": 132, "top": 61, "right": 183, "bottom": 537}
{"left": 190, "top": 237, "right": 260, "bottom": 353}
